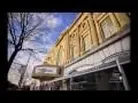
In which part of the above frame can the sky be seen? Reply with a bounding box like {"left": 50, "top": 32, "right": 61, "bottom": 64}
{"left": 8, "top": 13, "right": 78, "bottom": 84}
{"left": 49, "top": 13, "right": 78, "bottom": 43}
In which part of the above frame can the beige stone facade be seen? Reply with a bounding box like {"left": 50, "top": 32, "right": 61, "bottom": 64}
{"left": 43, "top": 13, "right": 130, "bottom": 70}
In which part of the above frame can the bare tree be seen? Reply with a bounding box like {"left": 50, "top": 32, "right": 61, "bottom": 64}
{"left": 8, "top": 13, "right": 44, "bottom": 70}
{"left": 8, "top": 13, "right": 56, "bottom": 89}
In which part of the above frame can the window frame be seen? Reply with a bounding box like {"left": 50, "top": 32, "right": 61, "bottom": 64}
{"left": 99, "top": 15, "right": 117, "bottom": 41}
{"left": 83, "top": 34, "right": 90, "bottom": 52}
{"left": 81, "top": 33, "right": 91, "bottom": 54}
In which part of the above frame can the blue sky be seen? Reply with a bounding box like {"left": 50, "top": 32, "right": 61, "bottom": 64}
{"left": 49, "top": 13, "right": 78, "bottom": 44}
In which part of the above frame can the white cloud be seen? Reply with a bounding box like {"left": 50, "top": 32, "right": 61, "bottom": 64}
{"left": 46, "top": 15, "right": 62, "bottom": 29}
{"left": 35, "top": 13, "right": 62, "bottom": 29}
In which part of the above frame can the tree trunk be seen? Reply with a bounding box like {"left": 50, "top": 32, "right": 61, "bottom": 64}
{"left": 7, "top": 49, "right": 21, "bottom": 89}
{"left": 8, "top": 49, "right": 19, "bottom": 70}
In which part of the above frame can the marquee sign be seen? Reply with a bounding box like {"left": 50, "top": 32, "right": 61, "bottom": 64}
{"left": 35, "top": 66, "right": 57, "bottom": 75}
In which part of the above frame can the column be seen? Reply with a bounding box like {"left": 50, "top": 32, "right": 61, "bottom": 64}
{"left": 92, "top": 13, "right": 103, "bottom": 44}
{"left": 76, "top": 27, "right": 80, "bottom": 57}
{"left": 116, "top": 59, "right": 130, "bottom": 90}
{"left": 88, "top": 13, "right": 99, "bottom": 47}
{"left": 65, "top": 34, "right": 69, "bottom": 64}
{"left": 69, "top": 78, "right": 73, "bottom": 90}
{"left": 62, "top": 80, "right": 67, "bottom": 90}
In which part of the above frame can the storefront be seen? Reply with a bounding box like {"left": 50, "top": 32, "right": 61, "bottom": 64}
{"left": 69, "top": 67, "right": 125, "bottom": 90}
{"left": 60, "top": 24, "right": 131, "bottom": 90}
{"left": 68, "top": 51, "right": 130, "bottom": 90}
{"left": 48, "top": 50, "right": 130, "bottom": 90}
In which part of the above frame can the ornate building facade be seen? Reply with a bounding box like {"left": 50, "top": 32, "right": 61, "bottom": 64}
{"left": 42, "top": 13, "right": 130, "bottom": 90}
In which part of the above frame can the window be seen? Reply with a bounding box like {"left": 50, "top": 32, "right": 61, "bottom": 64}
{"left": 81, "top": 35, "right": 91, "bottom": 53}
{"left": 101, "top": 16, "right": 116, "bottom": 39}
{"left": 71, "top": 45, "right": 75, "bottom": 60}
{"left": 84, "top": 35, "right": 90, "bottom": 51}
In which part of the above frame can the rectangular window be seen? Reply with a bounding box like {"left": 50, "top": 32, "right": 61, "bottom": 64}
{"left": 84, "top": 35, "right": 91, "bottom": 51}
{"left": 101, "top": 16, "right": 116, "bottom": 39}
{"left": 71, "top": 45, "right": 77, "bottom": 60}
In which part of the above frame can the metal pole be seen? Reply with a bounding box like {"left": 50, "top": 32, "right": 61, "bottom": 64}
{"left": 69, "top": 78, "right": 73, "bottom": 90}
{"left": 116, "top": 58, "right": 130, "bottom": 90}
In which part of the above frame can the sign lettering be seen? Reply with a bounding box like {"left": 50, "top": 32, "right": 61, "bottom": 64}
{"left": 35, "top": 66, "right": 57, "bottom": 74}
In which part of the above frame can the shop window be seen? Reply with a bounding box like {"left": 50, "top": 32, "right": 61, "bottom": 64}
{"left": 100, "top": 16, "right": 116, "bottom": 39}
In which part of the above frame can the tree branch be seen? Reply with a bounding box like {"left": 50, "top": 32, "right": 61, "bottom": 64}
{"left": 24, "top": 20, "right": 42, "bottom": 40}
{"left": 8, "top": 13, "right": 18, "bottom": 46}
